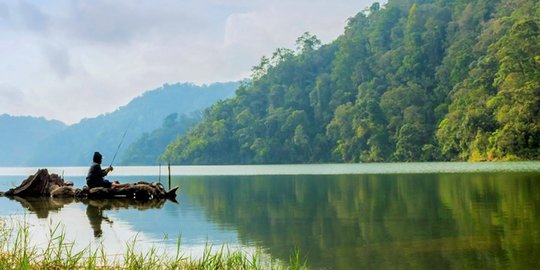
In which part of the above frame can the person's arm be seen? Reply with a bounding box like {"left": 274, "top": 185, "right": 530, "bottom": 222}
{"left": 98, "top": 165, "right": 111, "bottom": 177}
{"left": 103, "top": 166, "right": 113, "bottom": 175}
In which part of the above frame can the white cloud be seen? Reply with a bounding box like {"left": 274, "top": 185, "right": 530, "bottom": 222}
{"left": 42, "top": 44, "right": 73, "bottom": 79}
{"left": 0, "top": 84, "right": 26, "bottom": 108}
{"left": 0, "top": 2, "right": 9, "bottom": 20}
{"left": 0, "top": 0, "right": 382, "bottom": 124}
{"left": 17, "top": 1, "right": 49, "bottom": 33}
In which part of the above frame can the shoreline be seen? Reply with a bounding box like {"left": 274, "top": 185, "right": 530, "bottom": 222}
{"left": 0, "top": 220, "right": 305, "bottom": 270}
{"left": 0, "top": 161, "right": 539, "bottom": 177}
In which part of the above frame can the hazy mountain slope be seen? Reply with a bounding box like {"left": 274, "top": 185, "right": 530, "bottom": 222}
{"left": 26, "top": 82, "right": 238, "bottom": 166}
{"left": 0, "top": 114, "right": 67, "bottom": 166}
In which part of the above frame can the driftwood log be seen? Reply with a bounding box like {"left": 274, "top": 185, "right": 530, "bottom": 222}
{"left": 0, "top": 169, "right": 178, "bottom": 202}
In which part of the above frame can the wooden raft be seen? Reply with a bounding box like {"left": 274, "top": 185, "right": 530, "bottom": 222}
{"left": 0, "top": 169, "right": 178, "bottom": 201}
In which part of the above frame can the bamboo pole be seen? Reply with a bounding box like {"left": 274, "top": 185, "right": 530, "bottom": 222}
{"left": 168, "top": 163, "right": 171, "bottom": 190}
{"left": 158, "top": 163, "right": 162, "bottom": 184}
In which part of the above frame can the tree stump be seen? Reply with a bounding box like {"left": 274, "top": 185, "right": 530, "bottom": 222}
{"left": 2, "top": 169, "right": 71, "bottom": 197}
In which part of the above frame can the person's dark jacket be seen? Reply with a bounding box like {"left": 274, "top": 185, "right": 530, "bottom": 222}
{"left": 86, "top": 162, "right": 110, "bottom": 188}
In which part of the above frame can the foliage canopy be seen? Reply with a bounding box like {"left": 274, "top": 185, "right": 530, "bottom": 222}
{"left": 163, "top": 0, "right": 540, "bottom": 164}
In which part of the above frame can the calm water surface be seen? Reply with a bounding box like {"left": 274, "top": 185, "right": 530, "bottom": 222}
{"left": 1, "top": 162, "right": 540, "bottom": 269}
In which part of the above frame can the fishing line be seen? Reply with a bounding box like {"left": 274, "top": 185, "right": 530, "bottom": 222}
{"left": 109, "top": 121, "right": 134, "bottom": 167}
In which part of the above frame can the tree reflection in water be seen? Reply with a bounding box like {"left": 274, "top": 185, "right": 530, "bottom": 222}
{"left": 4, "top": 171, "right": 540, "bottom": 270}
{"left": 179, "top": 172, "right": 540, "bottom": 270}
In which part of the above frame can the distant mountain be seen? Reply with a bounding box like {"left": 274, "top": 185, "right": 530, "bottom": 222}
{"left": 23, "top": 82, "right": 238, "bottom": 166}
{"left": 0, "top": 114, "right": 67, "bottom": 166}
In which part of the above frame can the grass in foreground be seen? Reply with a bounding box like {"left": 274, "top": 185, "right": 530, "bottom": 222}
{"left": 0, "top": 219, "right": 307, "bottom": 269}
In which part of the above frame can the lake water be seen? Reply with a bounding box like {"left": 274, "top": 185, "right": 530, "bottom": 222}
{"left": 1, "top": 162, "right": 540, "bottom": 269}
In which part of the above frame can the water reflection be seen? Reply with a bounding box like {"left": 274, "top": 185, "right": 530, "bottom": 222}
{"left": 1, "top": 170, "right": 540, "bottom": 269}
{"left": 7, "top": 196, "right": 75, "bottom": 218}
{"left": 180, "top": 172, "right": 540, "bottom": 270}
{"left": 0, "top": 186, "right": 248, "bottom": 262}
{"left": 86, "top": 202, "right": 110, "bottom": 237}
{"left": 83, "top": 198, "right": 170, "bottom": 238}
{"left": 4, "top": 196, "right": 170, "bottom": 239}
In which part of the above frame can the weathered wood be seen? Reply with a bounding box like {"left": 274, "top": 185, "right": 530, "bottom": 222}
{"left": 51, "top": 186, "right": 79, "bottom": 198}
{"left": 3, "top": 169, "right": 69, "bottom": 197}
{"left": 1, "top": 169, "right": 178, "bottom": 202}
{"left": 83, "top": 182, "right": 178, "bottom": 201}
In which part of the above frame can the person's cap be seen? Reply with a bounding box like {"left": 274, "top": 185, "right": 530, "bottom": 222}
{"left": 93, "top": 152, "right": 103, "bottom": 162}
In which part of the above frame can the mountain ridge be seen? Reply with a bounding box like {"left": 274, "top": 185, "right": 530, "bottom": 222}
{"left": 0, "top": 81, "right": 239, "bottom": 166}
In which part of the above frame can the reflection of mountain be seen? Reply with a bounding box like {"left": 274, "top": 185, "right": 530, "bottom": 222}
{"left": 181, "top": 173, "right": 540, "bottom": 270}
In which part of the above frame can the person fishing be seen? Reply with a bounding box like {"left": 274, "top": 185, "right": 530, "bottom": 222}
{"left": 86, "top": 123, "right": 131, "bottom": 189}
{"left": 86, "top": 152, "right": 117, "bottom": 188}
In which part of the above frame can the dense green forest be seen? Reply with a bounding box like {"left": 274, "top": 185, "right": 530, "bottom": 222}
{"left": 120, "top": 113, "right": 201, "bottom": 165}
{"left": 162, "top": 0, "right": 540, "bottom": 164}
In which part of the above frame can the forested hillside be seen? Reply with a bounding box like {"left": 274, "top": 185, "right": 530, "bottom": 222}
{"left": 162, "top": 0, "right": 540, "bottom": 164}
{"left": 120, "top": 113, "right": 201, "bottom": 165}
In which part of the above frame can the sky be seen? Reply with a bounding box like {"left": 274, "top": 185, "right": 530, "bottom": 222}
{"left": 0, "top": 0, "right": 382, "bottom": 124}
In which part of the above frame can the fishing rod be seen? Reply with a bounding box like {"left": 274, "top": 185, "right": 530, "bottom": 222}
{"left": 109, "top": 121, "right": 133, "bottom": 167}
